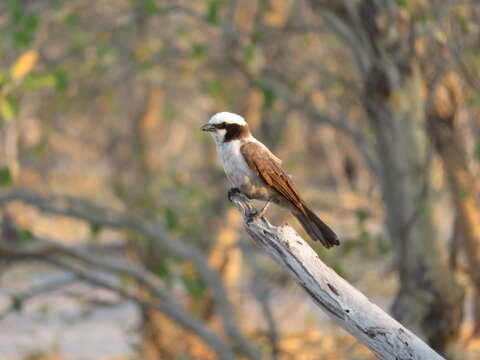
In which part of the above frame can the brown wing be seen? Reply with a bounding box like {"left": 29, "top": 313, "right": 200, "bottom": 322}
{"left": 241, "top": 141, "right": 305, "bottom": 214}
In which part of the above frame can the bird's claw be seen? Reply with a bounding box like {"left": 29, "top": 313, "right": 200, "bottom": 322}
{"left": 246, "top": 209, "right": 260, "bottom": 223}
{"left": 227, "top": 187, "right": 241, "bottom": 202}
{"left": 228, "top": 188, "right": 269, "bottom": 222}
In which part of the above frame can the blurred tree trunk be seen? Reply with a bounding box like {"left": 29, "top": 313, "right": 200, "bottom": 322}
{"left": 366, "top": 60, "right": 462, "bottom": 354}
{"left": 125, "top": 85, "right": 172, "bottom": 359}
{"left": 309, "top": 0, "right": 464, "bottom": 353}
{"left": 427, "top": 72, "right": 480, "bottom": 334}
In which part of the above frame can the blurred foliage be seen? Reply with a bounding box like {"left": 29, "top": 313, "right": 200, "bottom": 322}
{"left": 0, "top": 167, "right": 12, "bottom": 186}
{"left": 1, "top": 0, "right": 480, "bottom": 359}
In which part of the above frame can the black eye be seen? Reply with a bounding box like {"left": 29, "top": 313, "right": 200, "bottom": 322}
{"left": 216, "top": 122, "right": 227, "bottom": 129}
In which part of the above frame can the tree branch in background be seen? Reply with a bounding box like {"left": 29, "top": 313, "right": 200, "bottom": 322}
{"left": 0, "top": 189, "right": 260, "bottom": 360}
{"left": 0, "top": 237, "right": 237, "bottom": 360}
{"left": 0, "top": 274, "right": 78, "bottom": 321}
{"left": 229, "top": 192, "right": 445, "bottom": 360}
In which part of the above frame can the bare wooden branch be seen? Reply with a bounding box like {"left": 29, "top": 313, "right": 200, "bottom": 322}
{"left": 230, "top": 193, "right": 445, "bottom": 360}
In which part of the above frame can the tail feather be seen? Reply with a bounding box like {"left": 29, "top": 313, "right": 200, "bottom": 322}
{"left": 293, "top": 204, "right": 339, "bottom": 249}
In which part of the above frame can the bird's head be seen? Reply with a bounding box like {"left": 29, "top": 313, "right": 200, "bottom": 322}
{"left": 201, "top": 112, "right": 251, "bottom": 143}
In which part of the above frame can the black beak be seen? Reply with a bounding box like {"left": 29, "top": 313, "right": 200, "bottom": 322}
{"left": 201, "top": 123, "right": 215, "bottom": 132}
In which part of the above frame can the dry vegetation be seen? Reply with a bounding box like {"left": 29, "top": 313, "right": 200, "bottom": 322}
{"left": 1, "top": 0, "right": 480, "bottom": 359}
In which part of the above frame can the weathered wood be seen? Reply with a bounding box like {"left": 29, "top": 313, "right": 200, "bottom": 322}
{"left": 230, "top": 193, "right": 444, "bottom": 360}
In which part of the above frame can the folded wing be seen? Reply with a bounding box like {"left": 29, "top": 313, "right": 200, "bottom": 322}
{"left": 240, "top": 141, "right": 305, "bottom": 214}
{"left": 240, "top": 141, "right": 340, "bottom": 248}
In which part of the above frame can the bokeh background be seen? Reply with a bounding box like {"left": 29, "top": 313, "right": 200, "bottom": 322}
{"left": 1, "top": 0, "right": 480, "bottom": 359}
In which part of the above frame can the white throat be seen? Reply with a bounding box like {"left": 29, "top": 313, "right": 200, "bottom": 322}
{"left": 209, "top": 129, "right": 227, "bottom": 144}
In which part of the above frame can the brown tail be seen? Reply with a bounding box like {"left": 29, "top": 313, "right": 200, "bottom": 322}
{"left": 293, "top": 204, "right": 340, "bottom": 248}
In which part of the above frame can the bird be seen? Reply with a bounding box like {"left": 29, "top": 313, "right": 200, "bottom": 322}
{"left": 201, "top": 112, "right": 340, "bottom": 248}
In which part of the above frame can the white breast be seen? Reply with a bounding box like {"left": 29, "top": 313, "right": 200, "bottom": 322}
{"left": 216, "top": 139, "right": 255, "bottom": 188}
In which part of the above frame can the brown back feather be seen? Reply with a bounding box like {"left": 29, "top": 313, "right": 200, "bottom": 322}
{"left": 241, "top": 141, "right": 306, "bottom": 214}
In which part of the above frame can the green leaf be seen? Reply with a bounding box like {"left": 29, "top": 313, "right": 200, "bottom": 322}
{"left": 376, "top": 235, "right": 390, "bottom": 254}
{"left": 359, "top": 229, "right": 372, "bottom": 243}
{"left": 54, "top": 71, "right": 68, "bottom": 92}
{"left": 64, "top": 13, "right": 78, "bottom": 27}
{"left": 19, "top": 228, "right": 33, "bottom": 245}
{"left": 206, "top": 0, "right": 222, "bottom": 24}
{"left": 192, "top": 43, "right": 207, "bottom": 59}
{"left": 0, "top": 167, "right": 12, "bottom": 186}
{"left": 12, "top": 32, "right": 30, "bottom": 48}
{"left": 259, "top": 83, "right": 276, "bottom": 109}
{"left": 243, "top": 44, "right": 256, "bottom": 64}
{"left": 6, "top": 0, "right": 22, "bottom": 23}
{"left": 341, "top": 237, "right": 361, "bottom": 255}
{"left": 395, "top": 0, "right": 408, "bottom": 7}
{"left": 0, "top": 72, "right": 8, "bottom": 88}
{"left": 120, "top": 275, "right": 129, "bottom": 290}
{"left": 23, "top": 15, "right": 39, "bottom": 34}
{"left": 330, "top": 262, "right": 348, "bottom": 279}
{"left": 163, "top": 107, "right": 175, "bottom": 123}
{"left": 181, "top": 273, "right": 207, "bottom": 299}
{"left": 164, "top": 207, "right": 179, "bottom": 231}
{"left": 154, "top": 260, "right": 170, "bottom": 280}
{"left": 90, "top": 223, "right": 102, "bottom": 236}
{"left": 474, "top": 139, "right": 480, "bottom": 161}
{"left": 12, "top": 296, "right": 23, "bottom": 312}
{"left": 457, "top": 13, "right": 471, "bottom": 34}
{"left": 23, "top": 73, "right": 56, "bottom": 91}
{"left": 153, "top": 256, "right": 180, "bottom": 285}
{"left": 49, "top": 0, "right": 61, "bottom": 9}
{"left": 142, "top": 0, "right": 159, "bottom": 15}
{"left": 468, "top": 95, "right": 480, "bottom": 108}
{"left": 0, "top": 95, "right": 20, "bottom": 122}
{"left": 458, "top": 189, "right": 469, "bottom": 200}
{"left": 206, "top": 78, "right": 226, "bottom": 100}
{"left": 355, "top": 209, "right": 370, "bottom": 224}
{"left": 11, "top": 15, "right": 39, "bottom": 48}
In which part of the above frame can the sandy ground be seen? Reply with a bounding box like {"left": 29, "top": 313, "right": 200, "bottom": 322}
{"left": 0, "top": 262, "right": 374, "bottom": 360}
{"left": 1, "top": 261, "right": 478, "bottom": 360}
{"left": 0, "top": 266, "right": 139, "bottom": 360}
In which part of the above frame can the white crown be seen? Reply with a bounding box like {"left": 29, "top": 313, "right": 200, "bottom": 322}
{"left": 208, "top": 112, "right": 247, "bottom": 126}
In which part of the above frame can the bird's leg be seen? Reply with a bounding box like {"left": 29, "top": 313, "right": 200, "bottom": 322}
{"left": 246, "top": 200, "right": 271, "bottom": 222}
{"left": 257, "top": 200, "right": 271, "bottom": 218}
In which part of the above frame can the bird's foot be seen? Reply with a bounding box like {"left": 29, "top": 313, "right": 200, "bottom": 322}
{"left": 228, "top": 188, "right": 265, "bottom": 221}
{"left": 246, "top": 209, "right": 260, "bottom": 223}
{"left": 227, "top": 187, "right": 242, "bottom": 202}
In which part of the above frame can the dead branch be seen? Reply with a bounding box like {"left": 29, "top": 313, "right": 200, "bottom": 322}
{"left": 230, "top": 193, "right": 445, "bottom": 360}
